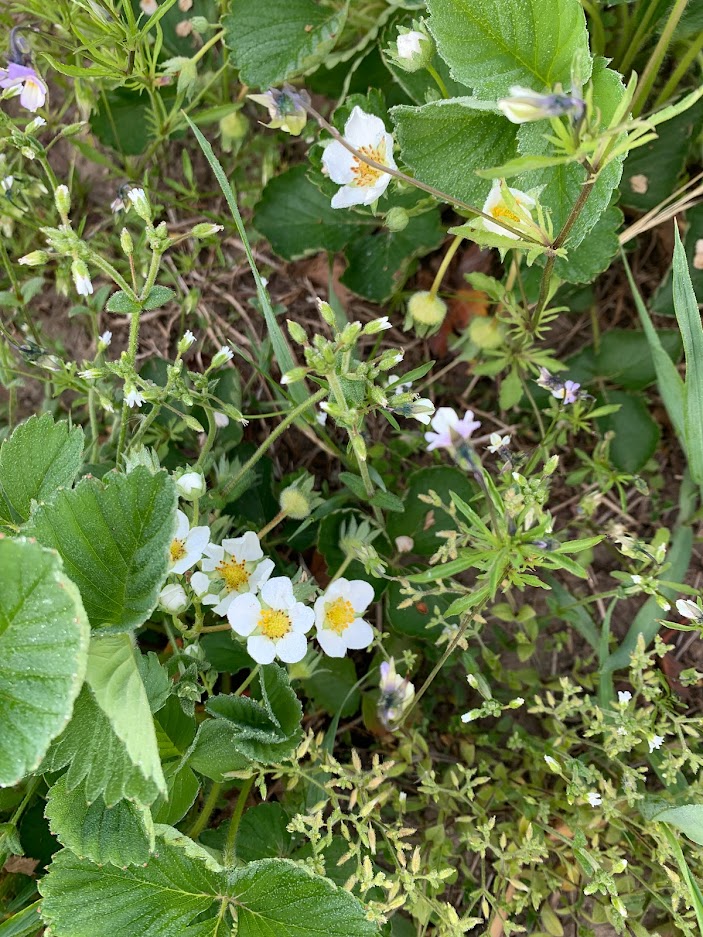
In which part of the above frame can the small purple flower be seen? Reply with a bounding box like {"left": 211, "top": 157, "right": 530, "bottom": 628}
{"left": 424, "top": 406, "right": 481, "bottom": 452}
{"left": 0, "top": 63, "right": 47, "bottom": 112}
{"left": 535, "top": 368, "right": 581, "bottom": 405}
{"left": 558, "top": 380, "right": 581, "bottom": 405}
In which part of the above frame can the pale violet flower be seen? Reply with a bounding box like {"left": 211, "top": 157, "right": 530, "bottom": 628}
{"left": 140, "top": 0, "right": 158, "bottom": 12}
{"left": 314, "top": 577, "right": 374, "bottom": 658}
{"left": 248, "top": 86, "right": 309, "bottom": 136}
{"left": 169, "top": 509, "right": 210, "bottom": 575}
{"left": 322, "top": 106, "right": 397, "bottom": 209}
{"left": 553, "top": 380, "right": 581, "bottom": 405}
{"left": 124, "top": 385, "right": 145, "bottom": 409}
{"left": 176, "top": 471, "right": 206, "bottom": 501}
{"left": 397, "top": 30, "right": 427, "bottom": 59}
{"left": 159, "top": 582, "right": 188, "bottom": 614}
{"left": 201, "top": 531, "right": 274, "bottom": 616}
{"left": 0, "top": 64, "right": 47, "bottom": 112}
{"left": 486, "top": 432, "right": 511, "bottom": 453}
{"left": 497, "top": 86, "right": 585, "bottom": 124}
{"left": 424, "top": 407, "right": 481, "bottom": 452}
{"left": 617, "top": 690, "right": 632, "bottom": 705}
{"left": 482, "top": 179, "right": 535, "bottom": 239}
{"left": 649, "top": 735, "right": 665, "bottom": 753}
{"left": 228, "top": 576, "right": 314, "bottom": 664}
{"left": 378, "top": 658, "right": 414, "bottom": 729}
{"left": 587, "top": 792, "right": 602, "bottom": 807}
{"left": 676, "top": 598, "right": 703, "bottom": 622}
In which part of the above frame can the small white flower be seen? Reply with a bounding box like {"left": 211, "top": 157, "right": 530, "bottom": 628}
{"left": 228, "top": 576, "right": 314, "bottom": 664}
{"left": 486, "top": 432, "right": 511, "bottom": 453}
{"left": 676, "top": 598, "right": 703, "bottom": 621}
{"left": 587, "top": 791, "right": 602, "bottom": 807}
{"left": 424, "top": 407, "right": 481, "bottom": 452}
{"left": 124, "top": 385, "right": 145, "bottom": 409}
{"left": 201, "top": 531, "right": 275, "bottom": 616}
{"left": 630, "top": 574, "right": 642, "bottom": 585}
{"left": 127, "top": 186, "right": 151, "bottom": 221}
{"left": 378, "top": 657, "right": 414, "bottom": 728}
{"left": 79, "top": 368, "right": 102, "bottom": 380}
{"left": 214, "top": 411, "right": 230, "bottom": 428}
{"left": 322, "top": 106, "right": 397, "bottom": 209}
{"left": 179, "top": 330, "right": 196, "bottom": 352}
{"left": 211, "top": 345, "right": 234, "bottom": 367}
{"left": 395, "top": 535, "right": 414, "bottom": 553}
{"left": 544, "top": 755, "right": 559, "bottom": 771}
{"left": 314, "top": 578, "right": 375, "bottom": 657}
{"left": 397, "top": 30, "right": 426, "bottom": 59}
{"left": 482, "top": 179, "right": 535, "bottom": 240}
{"left": 0, "top": 175, "right": 13, "bottom": 193}
{"left": 408, "top": 397, "right": 435, "bottom": 425}
{"left": 649, "top": 735, "right": 664, "bottom": 753}
{"left": 176, "top": 471, "right": 206, "bottom": 501}
{"left": 617, "top": 690, "right": 632, "bottom": 705}
{"left": 190, "top": 571, "right": 210, "bottom": 599}
{"left": 169, "top": 509, "right": 210, "bottom": 575}
{"left": 159, "top": 582, "right": 188, "bottom": 614}
{"left": 71, "top": 260, "right": 93, "bottom": 297}
{"left": 315, "top": 407, "right": 328, "bottom": 426}
{"left": 26, "top": 116, "right": 46, "bottom": 133}
{"left": 98, "top": 330, "right": 112, "bottom": 348}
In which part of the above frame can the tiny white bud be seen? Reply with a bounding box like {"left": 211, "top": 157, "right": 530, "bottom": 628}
{"left": 159, "top": 582, "right": 188, "bottom": 614}
{"left": 175, "top": 471, "right": 206, "bottom": 500}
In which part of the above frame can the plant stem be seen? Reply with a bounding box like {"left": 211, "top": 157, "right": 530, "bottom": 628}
{"left": 223, "top": 776, "right": 254, "bottom": 868}
{"left": 115, "top": 308, "right": 143, "bottom": 465}
{"left": 221, "top": 387, "right": 327, "bottom": 497}
{"left": 257, "top": 508, "right": 287, "bottom": 540}
{"left": 654, "top": 31, "right": 703, "bottom": 107}
{"left": 618, "top": 0, "right": 661, "bottom": 74}
{"left": 234, "top": 665, "right": 260, "bottom": 696}
{"left": 426, "top": 63, "right": 449, "bottom": 98}
{"left": 429, "top": 235, "right": 463, "bottom": 298}
{"left": 631, "top": 0, "right": 690, "bottom": 118}
{"left": 194, "top": 407, "right": 217, "bottom": 471}
{"left": 187, "top": 781, "right": 222, "bottom": 839}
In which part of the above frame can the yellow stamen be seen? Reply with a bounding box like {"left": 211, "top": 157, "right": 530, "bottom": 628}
{"left": 217, "top": 559, "right": 250, "bottom": 593}
{"left": 351, "top": 142, "right": 387, "bottom": 188}
{"left": 491, "top": 203, "right": 521, "bottom": 223}
{"left": 258, "top": 609, "right": 292, "bottom": 639}
{"left": 170, "top": 539, "right": 186, "bottom": 562}
{"left": 325, "top": 597, "right": 355, "bottom": 635}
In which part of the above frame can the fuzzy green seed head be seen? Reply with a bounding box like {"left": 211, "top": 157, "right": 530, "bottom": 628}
{"left": 280, "top": 486, "right": 312, "bottom": 520}
{"left": 468, "top": 316, "right": 503, "bottom": 350}
{"left": 408, "top": 291, "right": 447, "bottom": 327}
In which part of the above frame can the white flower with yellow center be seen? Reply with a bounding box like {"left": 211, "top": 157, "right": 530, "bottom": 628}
{"left": 201, "top": 531, "right": 275, "bottom": 616}
{"left": 482, "top": 179, "right": 535, "bottom": 240}
{"left": 322, "top": 107, "right": 397, "bottom": 209}
{"left": 169, "top": 510, "right": 210, "bottom": 575}
{"left": 314, "top": 577, "right": 374, "bottom": 658}
{"left": 228, "top": 576, "right": 314, "bottom": 664}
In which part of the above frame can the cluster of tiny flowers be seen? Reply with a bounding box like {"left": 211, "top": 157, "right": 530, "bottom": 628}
{"left": 158, "top": 481, "right": 376, "bottom": 665}
{"left": 536, "top": 367, "right": 582, "bottom": 404}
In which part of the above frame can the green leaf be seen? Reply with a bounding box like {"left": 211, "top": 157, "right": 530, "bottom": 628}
{"left": 644, "top": 803, "right": 703, "bottom": 846}
{"left": 391, "top": 99, "right": 518, "bottom": 210}
{"left": 106, "top": 291, "right": 141, "bottom": 315}
{"left": 553, "top": 204, "right": 623, "bottom": 285}
{"left": 142, "top": 286, "right": 176, "bottom": 311}
{"left": 42, "top": 687, "right": 165, "bottom": 807}
{"left": 566, "top": 327, "right": 682, "bottom": 391}
{"left": 386, "top": 580, "right": 460, "bottom": 638}
{"left": 426, "top": 0, "right": 591, "bottom": 96}
{"left": 340, "top": 210, "right": 445, "bottom": 303}
{"left": 85, "top": 634, "right": 166, "bottom": 798}
{"left": 91, "top": 89, "right": 153, "bottom": 156}
{"left": 44, "top": 775, "right": 155, "bottom": 867}
{"left": 303, "top": 657, "right": 360, "bottom": 718}
{"left": 236, "top": 802, "right": 294, "bottom": 861}
{"left": 672, "top": 224, "right": 703, "bottom": 485}
{"left": 254, "top": 165, "right": 365, "bottom": 260}
{"left": 595, "top": 390, "right": 660, "bottom": 473}
{"left": 26, "top": 467, "right": 177, "bottom": 632}
{"left": 152, "top": 763, "right": 199, "bottom": 826}
{"left": 223, "top": 0, "right": 349, "bottom": 88}
{"left": 0, "top": 539, "right": 89, "bottom": 787}
{"left": 0, "top": 414, "right": 83, "bottom": 526}
{"left": 654, "top": 202, "right": 703, "bottom": 316}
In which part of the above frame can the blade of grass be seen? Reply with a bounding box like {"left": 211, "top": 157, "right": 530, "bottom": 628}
{"left": 620, "top": 247, "right": 685, "bottom": 444}
{"left": 672, "top": 223, "right": 703, "bottom": 485}
{"left": 183, "top": 114, "right": 306, "bottom": 406}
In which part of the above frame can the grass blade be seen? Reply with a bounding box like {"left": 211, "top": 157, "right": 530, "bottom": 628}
{"left": 672, "top": 223, "right": 703, "bottom": 484}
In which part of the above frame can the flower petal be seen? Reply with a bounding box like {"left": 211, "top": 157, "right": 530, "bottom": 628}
{"left": 291, "top": 603, "right": 315, "bottom": 634}
{"left": 260, "top": 576, "right": 295, "bottom": 610}
{"left": 249, "top": 557, "right": 275, "bottom": 592}
{"left": 190, "top": 571, "right": 210, "bottom": 597}
{"left": 275, "top": 631, "right": 308, "bottom": 663}
{"left": 344, "top": 618, "right": 374, "bottom": 650}
{"left": 344, "top": 106, "right": 387, "bottom": 148}
{"left": 227, "top": 592, "right": 261, "bottom": 636}
{"left": 316, "top": 628, "right": 348, "bottom": 658}
{"left": 223, "top": 530, "right": 263, "bottom": 563}
{"left": 429, "top": 407, "right": 458, "bottom": 435}
{"left": 247, "top": 635, "right": 277, "bottom": 665}
{"left": 175, "top": 509, "right": 190, "bottom": 540}
{"left": 185, "top": 525, "right": 210, "bottom": 554}
{"left": 330, "top": 184, "right": 369, "bottom": 209}
{"left": 346, "top": 579, "right": 374, "bottom": 613}
{"left": 321, "top": 141, "right": 356, "bottom": 185}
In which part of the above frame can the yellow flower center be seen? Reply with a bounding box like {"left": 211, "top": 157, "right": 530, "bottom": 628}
{"left": 170, "top": 539, "right": 186, "bottom": 563}
{"left": 491, "top": 203, "right": 521, "bottom": 224}
{"left": 218, "top": 559, "right": 250, "bottom": 593}
{"left": 351, "top": 142, "right": 387, "bottom": 188}
{"left": 325, "top": 597, "right": 355, "bottom": 635}
{"left": 258, "top": 609, "right": 292, "bottom": 639}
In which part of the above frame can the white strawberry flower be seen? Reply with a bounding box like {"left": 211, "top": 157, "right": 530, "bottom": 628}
{"left": 200, "top": 531, "right": 275, "bottom": 616}
{"left": 228, "top": 576, "right": 314, "bottom": 664}
{"left": 314, "top": 577, "right": 374, "bottom": 658}
{"left": 169, "top": 509, "right": 210, "bottom": 575}
{"left": 482, "top": 179, "right": 536, "bottom": 239}
{"left": 322, "top": 107, "right": 397, "bottom": 209}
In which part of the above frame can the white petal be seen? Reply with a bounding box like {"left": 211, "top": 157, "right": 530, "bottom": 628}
{"left": 227, "top": 593, "right": 261, "bottom": 636}
{"left": 316, "top": 628, "right": 348, "bottom": 658}
{"left": 344, "top": 106, "right": 387, "bottom": 148}
{"left": 321, "top": 141, "right": 356, "bottom": 185}
{"left": 358, "top": 173, "right": 392, "bottom": 204}
{"left": 185, "top": 525, "right": 210, "bottom": 554}
{"left": 483, "top": 179, "right": 502, "bottom": 214}
{"left": 202, "top": 543, "right": 224, "bottom": 563}
{"left": 344, "top": 618, "right": 374, "bottom": 650}
{"left": 291, "top": 603, "right": 315, "bottom": 634}
{"left": 260, "top": 576, "right": 295, "bottom": 610}
{"left": 175, "top": 509, "right": 190, "bottom": 540}
{"left": 20, "top": 79, "right": 46, "bottom": 112}
{"left": 324, "top": 579, "right": 348, "bottom": 602}
{"left": 331, "top": 184, "right": 369, "bottom": 209}
{"left": 172, "top": 547, "right": 200, "bottom": 575}
{"left": 346, "top": 579, "right": 374, "bottom": 613}
{"left": 275, "top": 632, "right": 308, "bottom": 663}
{"left": 213, "top": 593, "right": 237, "bottom": 617}
{"left": 223, "top": 530, "right": 263, "bottom": 563}
{"left": 247, "top": 635, "right": 277, "bottom": 665}
{"left": 430, "top": 407, "right": 459, "bottom": 435}
{"left": 249, "top": 557, "right": 275, "bottom": 592}
{"left": 190, "top": 571, "right": 210, "bottom": 597}
{"left": 313, "top": 595, "right": 327, "bottom": 628}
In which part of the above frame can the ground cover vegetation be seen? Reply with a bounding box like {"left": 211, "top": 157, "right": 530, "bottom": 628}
{"left": 2, "top": 1, "right": 703, "bottom": 935}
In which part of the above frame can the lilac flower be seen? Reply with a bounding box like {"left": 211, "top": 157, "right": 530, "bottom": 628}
{"left": 536, "top": 368, "right": 581, "bottom": 405}
{"left": 0, "top": 63, "right": 47, "bottom": 112}
{"left": 424, "top": 407, "right": 481, "bottom": 452}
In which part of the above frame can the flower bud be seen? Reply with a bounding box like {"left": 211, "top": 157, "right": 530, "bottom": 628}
{"left": 18, "top": 249, "right": 48, "bottom": 266}
{"left": 280, "top": 366, "right": 308, "bottom": 385}
{"left": 339, "top": 321, "right": 362, "bottom": 347}
{"left": 98, "top": 330, "right": 112, "bottom": 350}
{"left": 351, "top": 433, "right": 367, "bottom": 462}
{"left": 191, "top": 223, "right": 224, "bottom": 239}
{"left": 211, "top": 345, "right": 234, "bottom": 368}
{"left": 219, "top": 111, "right": 249, "bottom": 152}
{"left": 176, "top": 471, "right": 206, "bottom": 500}
{"left": 385, "top": 206, "right": 409, "bottom": 232}
{"left": 390, "top": 25, "right": 434, "bottom": 73}
{"left": 26, "top": 116, "right": 47, "bottom": 134}
{"left": 287, "top": 319, "right": 308, "bottom": 345}
{"left": 468, "top": 316, "right": 503, "bottom": 350}
{"left": 20, "top": 147, "right": 36, "bottom": 160}
{"left": 190, "top": 15, "right": 210, "bottom": 34}
{"left": 279, "top": 485, "right": 312, "bottom": 520}
{"left": 127, "top": 187, "right": 152, "bottom": 222}
{"left": 317, "top": 299, "right": 336, "bottom": 328}
{"left": 408, "top": 291, "right": 447, "bottom": 327}
{"left": 71, "top": 259, "right": 93, "bottom": 297}
{"left": 379, "top": 349, "right": 404, "bottom": 371}
{"left": 177, "top": 330, "right": 196, "bottom": 354}
{"left": 395, "top": 535, "right": 414, "bottom": 553}
{"left": 363, "top": 316, "right": 392, "bottom": 335}
{"left": 120, "top": 227, "right": 133, "bottom": 256}
{"left": 54, "top": 184, "right": 71, "bottom": 217}
{"left": 159, "top": 582, "right": 188, "bottom": 614}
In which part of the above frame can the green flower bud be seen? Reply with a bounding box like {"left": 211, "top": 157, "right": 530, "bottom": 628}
{"left": 408, "top": 291, "right": 447, "bottom": 327}
{"left": 389, "top": 23, "right": 434, "bottom": 73}
{"left": 54, "top": 184, "right": 71, "bottom": 217}
{"left": 385, "top": 206, "right": 410, "bottom": 232}
{"left": 287, "top": 319, "right": 308, "bottom": 345}
{"left": 18, "top": 250, "right": 49, "bottom": 266}
{"left": 120, "top": 227, "right": 134, "bottom": 256}
{"left": 191, "top": 223, "right": 224, "bottom": 239}
{"left": 280, "top": 366, "right": 308, "bottom": 386}
{"left": 190, "top": 16, "right": 210, "bottom": 34}
{"left": 351, "top": 433, "right": 367, "bottom": 462}
{"left": 317, "top": 299, "right": 336, "bottom": 328}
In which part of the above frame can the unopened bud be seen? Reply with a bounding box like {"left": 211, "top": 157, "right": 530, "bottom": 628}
{"left": 385, "top": 206, "right": 410, "bottom": 232}
{"left": 351, "top": 434, "right": 367, "bottom": 462}
{"left": 177, "top": 330, "right": 196, "bottom": 354}
{"left": 191, "top": 223, "right": 224, "bottom": 239}
{"left": 127, "top": 187, "right": 152, "bottom": 222}
{"left": 281, "top": 366, "right": 308, "bottom": 386}
{"left": 54, "top": 184, "right": 71, "bottom": 217}
{"left": 339, "top": 321, "right": 362, "bottom": 347}
{"left": 159, "top": 582, "right": 188, "bottom": 614}
{"left": 468, "top": 315, "right": 502, "bottom": 350}
{"left": 211, "top": 345, "right": 234, "bottom": 368}
{"left": 317, "top": 299, "right": 336, "bottom": 327}
{"left": 363, "top": 316, "right": 392, "bottom": 335}
{"left": 18, "top": 249, "right": 48, "bottom": 266}
{"left": 120, "top": 227, "right": 133, "bottom": 255}
{"left": 176, "top": 471, "right": 206, "bottom": 500}
{"left": 287, "top": 319, "right": 307, "bottom": 345}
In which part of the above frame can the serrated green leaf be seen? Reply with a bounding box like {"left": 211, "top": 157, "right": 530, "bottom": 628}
{"left": 554, "top": 204, "right": 623, "bottom": 284}
{"left": 391, "top": 99, "right": 518, "bottom": 210}
{"left": 223, "top": 0, "right": 349, "bottom": 88}
{"left": 672, "top": 224, "right": 703, "bottom": 485}
{"left": 42, "top": 688, "right": 164, "bottom": 806}
{"left": 152, "top": 763, "right": 199, "bottom": 826}
{"left": 0, "top": 539, "right": 89, "bottom": 787}
{"left": 0, "top": 414, "right": 83, "bottom": 526}
{"left": 236, "top": 802, "right": 294, "bottom": 861}
{"left": 426, "top": 0, "right": 591, "bottom": 96}
{"left": 595, "top": 390, "right": 660, "bottom": 473}
{"left": 106, "top": 291, "right": 141, "bottom": 315}
{"left": 85, "top": 634, "right": 166, "bottom": 798}
{"left": 44, "top": 775, "right": 155, "bottom": 867}
{"left": 142, "top": 286, "right": 176, "bottom": 311}
{"left": 370, "top": 490, "right": 405, "bottom": 512}
{"left": 254, "top": 165, "right": 365, "bottom": 260}
{"left": 26, "top": 467, "right": 177, "bottom": 632}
